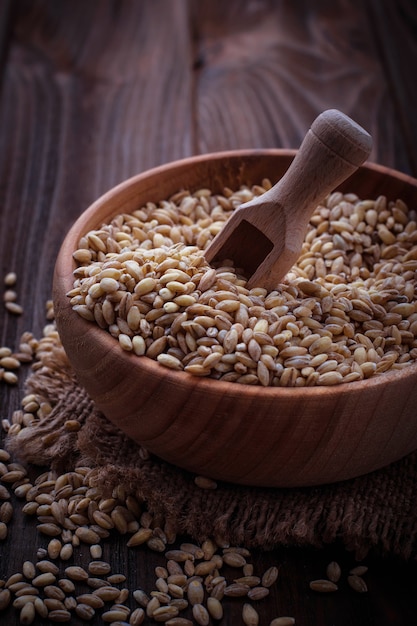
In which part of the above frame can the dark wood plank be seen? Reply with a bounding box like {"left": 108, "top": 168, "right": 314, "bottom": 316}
{"left": 0, "top": 0, "right": 12, "bottom": 76}
{"left": 367, "top": 0, "right": 417, "bottom": 175}
{"left": 10, "top": 0, "right": 195, "bottom": 181}
{"left": 192, "top": 0, "right": 414, "bottom": 173}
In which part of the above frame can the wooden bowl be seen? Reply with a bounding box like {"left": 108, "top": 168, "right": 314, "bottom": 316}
{"left": 53, "top": 150, "right": 417, "bottom": 487}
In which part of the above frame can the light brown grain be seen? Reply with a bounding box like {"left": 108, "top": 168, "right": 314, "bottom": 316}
{"left": 70, "top": 189, "right": 417, "bottom": 388}
{"left": 347, "top": 574, "right": 368, "bottom": 593}
{"left": 261, "top": 566, "right": 279, "bottom": 587}
{"left": 309, "top": 579, "right": 338, "bottom": 593}
{"left": 242, "top": 602, "right": 259, "bottom": 626}
{"left": 326, "top": 561, "right": 342, "bottom": 583}
{"left": 192, "top": 603, "right": 210, "bottom": 626}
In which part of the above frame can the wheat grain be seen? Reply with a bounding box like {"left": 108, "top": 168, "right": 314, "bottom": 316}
{"left": 70, "top": 186, "right": 417, "bottom": 387}
{"left": 309, "top": 579, "right": 338, "bottom": 592}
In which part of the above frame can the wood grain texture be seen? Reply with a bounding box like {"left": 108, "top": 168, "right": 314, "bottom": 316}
{"left": 1, "top": 1, "right": 417, "bottom": 624}
{"left": 368, "top": 0, "right": 417, "bottom": 175}
{"left": 192, "top": 0, "right": 411, "bottom": 170}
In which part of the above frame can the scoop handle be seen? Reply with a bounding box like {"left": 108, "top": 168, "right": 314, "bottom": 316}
{"left": 262, "top": 109, "right": 372, "bottom": 224}
{"left": 245, "top": 109, "right": 372, "bottom": 289}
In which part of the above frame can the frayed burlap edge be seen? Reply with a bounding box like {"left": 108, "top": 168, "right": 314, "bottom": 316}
{"left": 6, "top": 330, "right": 417, "bottom": 560}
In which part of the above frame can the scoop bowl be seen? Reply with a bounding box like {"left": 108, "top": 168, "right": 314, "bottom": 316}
{"left": 53, "top": 150, "right": 417, "bottom": 487}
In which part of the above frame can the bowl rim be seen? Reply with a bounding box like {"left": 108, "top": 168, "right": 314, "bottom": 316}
{"left": 54, "top": 148, "right": 417, "bottom": 400}
{"left": 79, "top": 148, "right": 417, "bottom": 217}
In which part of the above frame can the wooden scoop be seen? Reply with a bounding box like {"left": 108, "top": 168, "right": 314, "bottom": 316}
{"left": 204, "top": 109, "right": 372, "bottom": 290}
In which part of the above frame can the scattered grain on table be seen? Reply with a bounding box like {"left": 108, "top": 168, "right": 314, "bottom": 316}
{"left": 2, "top": 271, "right": 23, "bottom": 315}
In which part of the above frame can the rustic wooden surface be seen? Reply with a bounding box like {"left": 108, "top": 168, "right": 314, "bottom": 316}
{"left": 1, "top": 1, "right": 417, "bottom": 624}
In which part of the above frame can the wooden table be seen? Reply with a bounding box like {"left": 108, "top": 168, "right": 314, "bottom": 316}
{"left": 1, "top": 1, "right": 417, "bottom": 624}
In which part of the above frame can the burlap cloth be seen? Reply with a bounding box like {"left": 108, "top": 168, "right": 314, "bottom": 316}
{"left": 7, "top": 328, "right": 417, "bottom": 561}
